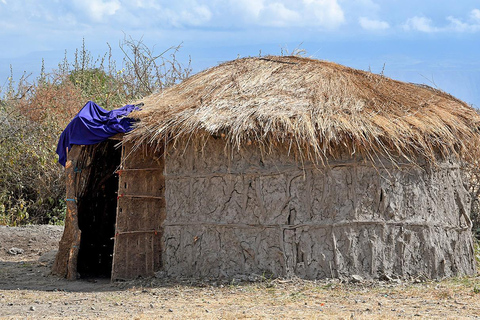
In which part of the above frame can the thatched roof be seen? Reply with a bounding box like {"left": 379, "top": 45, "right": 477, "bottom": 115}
{"left": 126, "top": 55, "right": 480, "bottom": 165}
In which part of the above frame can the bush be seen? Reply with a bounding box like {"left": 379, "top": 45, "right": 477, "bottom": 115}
{"left": 0, "top": 90, "right": 69, "bottom": 225}
{"left": 467, "top": 161, "right": 480, "bottom": 240}
{"left": 0, "top": 37, "right": 191, "bottom": 225}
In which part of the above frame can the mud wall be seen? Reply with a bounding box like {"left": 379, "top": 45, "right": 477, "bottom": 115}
{"left": 162, "top": 138, "right": 476, "bottom": 280}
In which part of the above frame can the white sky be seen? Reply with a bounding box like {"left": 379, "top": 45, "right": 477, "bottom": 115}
{"left": 0, "top": 0, "right": 479, "bottom": 106}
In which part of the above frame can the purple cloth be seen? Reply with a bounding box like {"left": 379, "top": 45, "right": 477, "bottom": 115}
{"left": 56, "top": 101, "right": 139, "bottom": 166}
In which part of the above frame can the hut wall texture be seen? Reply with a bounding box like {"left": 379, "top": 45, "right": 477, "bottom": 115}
{"left": 162, "top": 138, "right": 476, "bottom": 280}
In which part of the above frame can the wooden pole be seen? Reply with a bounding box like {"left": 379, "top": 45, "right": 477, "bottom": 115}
{"left": 51, "top": 145, "right": 82, "bottom": 280}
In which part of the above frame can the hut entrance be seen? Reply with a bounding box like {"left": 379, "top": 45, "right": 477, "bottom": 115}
{"left": 53, "top": 140, "right": 166, "bottom": 281}
{"left": 76, "top": 140, "right": 122, "bottom": 278}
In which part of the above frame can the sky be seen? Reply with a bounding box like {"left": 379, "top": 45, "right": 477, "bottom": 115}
{"left": 0, "top": 0, "right": 479, "bottom": 107}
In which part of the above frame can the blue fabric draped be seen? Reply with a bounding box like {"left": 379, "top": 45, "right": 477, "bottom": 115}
{"left": 56, "top": 101, "right": 139, "bottom": 166}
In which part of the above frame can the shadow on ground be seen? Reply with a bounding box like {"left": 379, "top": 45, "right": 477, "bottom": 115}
{"left": 0, "top": 260, "right": 117, "bottom": 292}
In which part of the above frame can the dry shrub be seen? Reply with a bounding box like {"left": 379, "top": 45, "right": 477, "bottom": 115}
{"left": 17, "top": 80, "right": 83, "bottom": 128}
{"left": 463, "top": 108, "right": 480, "bottom": 239}
{"left": 466, "top": 145, "right": 480, "bottom": 239}
{"left": 0, "top": 37, "right": 191, "bottom": 225}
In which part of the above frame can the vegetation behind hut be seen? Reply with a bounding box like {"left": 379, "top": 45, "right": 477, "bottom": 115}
{"left": 0, "top": 37, "right": 190, "bottom": 225}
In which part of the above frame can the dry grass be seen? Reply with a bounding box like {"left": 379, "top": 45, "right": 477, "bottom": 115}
{"left": 1, "top": 277, "right": 480, "bottom": 319}
{"left": 125, "top": 55, "right": 480, "bottom": 166}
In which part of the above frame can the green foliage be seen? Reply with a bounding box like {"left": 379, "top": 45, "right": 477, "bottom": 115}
{"left": 0, "top": 37, "right": 191, "bottom": 226}
{"left": 0, "top": 191, "right": 29, "bottom": 226}
{"left": 46, "top": 199, "right": 66, "bottom": 226}
{"left": 475, "top": 239, "right": 480, "bottom": 269}
{"left": 69, "top": 68, "right": 112, "bottom": 103}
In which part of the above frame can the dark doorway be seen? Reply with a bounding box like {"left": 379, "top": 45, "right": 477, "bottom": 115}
{"left": 77, "top": 140, "right": 121, "bottom": 278}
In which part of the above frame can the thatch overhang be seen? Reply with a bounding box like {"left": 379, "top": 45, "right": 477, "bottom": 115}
{"left": 125, "top": 55, "right": 480, "bottom": 165}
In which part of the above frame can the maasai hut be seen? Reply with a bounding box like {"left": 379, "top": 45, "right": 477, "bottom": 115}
{"left": 53, "top": 56, "right": 480, "bottom": 281}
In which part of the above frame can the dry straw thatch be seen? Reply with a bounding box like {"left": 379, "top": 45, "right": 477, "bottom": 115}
{"left": 126, "top": 55, "right": 480, "bottom": 165}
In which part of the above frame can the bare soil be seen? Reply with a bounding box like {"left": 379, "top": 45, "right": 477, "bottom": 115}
{"left": 0, "top": 225, "right": 479, "bottom": 319}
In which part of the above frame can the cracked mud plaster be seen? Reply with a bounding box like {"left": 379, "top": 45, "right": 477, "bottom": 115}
{"left": 161, "top": 138, "right": 476, "bottom": 280}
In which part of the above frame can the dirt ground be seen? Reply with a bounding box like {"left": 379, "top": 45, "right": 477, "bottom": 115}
{"left": 0, "top": 225, "right": 479, "bottom": 319}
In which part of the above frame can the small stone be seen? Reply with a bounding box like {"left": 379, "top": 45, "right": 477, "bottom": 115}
{"left": 168, "top": 309, "right": 173, "bottom": 312}
{"left": 248, "top": 275, "right": 259, "bottom": 282}
{"left": 91, "top": 307, "right": 95, "bottom": 310}
{"left": 150, "top": 303, "right": 154, "bottom": 308}
{"left": 350, "top": 275, "right": 363, "bottom": 283}
{"left": 30, "top": 306, "right": 35, "bottom": 311}
{"left": 7, "top": 247, "right": 24, "bottom": 255}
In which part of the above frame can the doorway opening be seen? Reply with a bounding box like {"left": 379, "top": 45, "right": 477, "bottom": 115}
{"left": 76, "top": 140, "right": 121, "bottom": 278}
